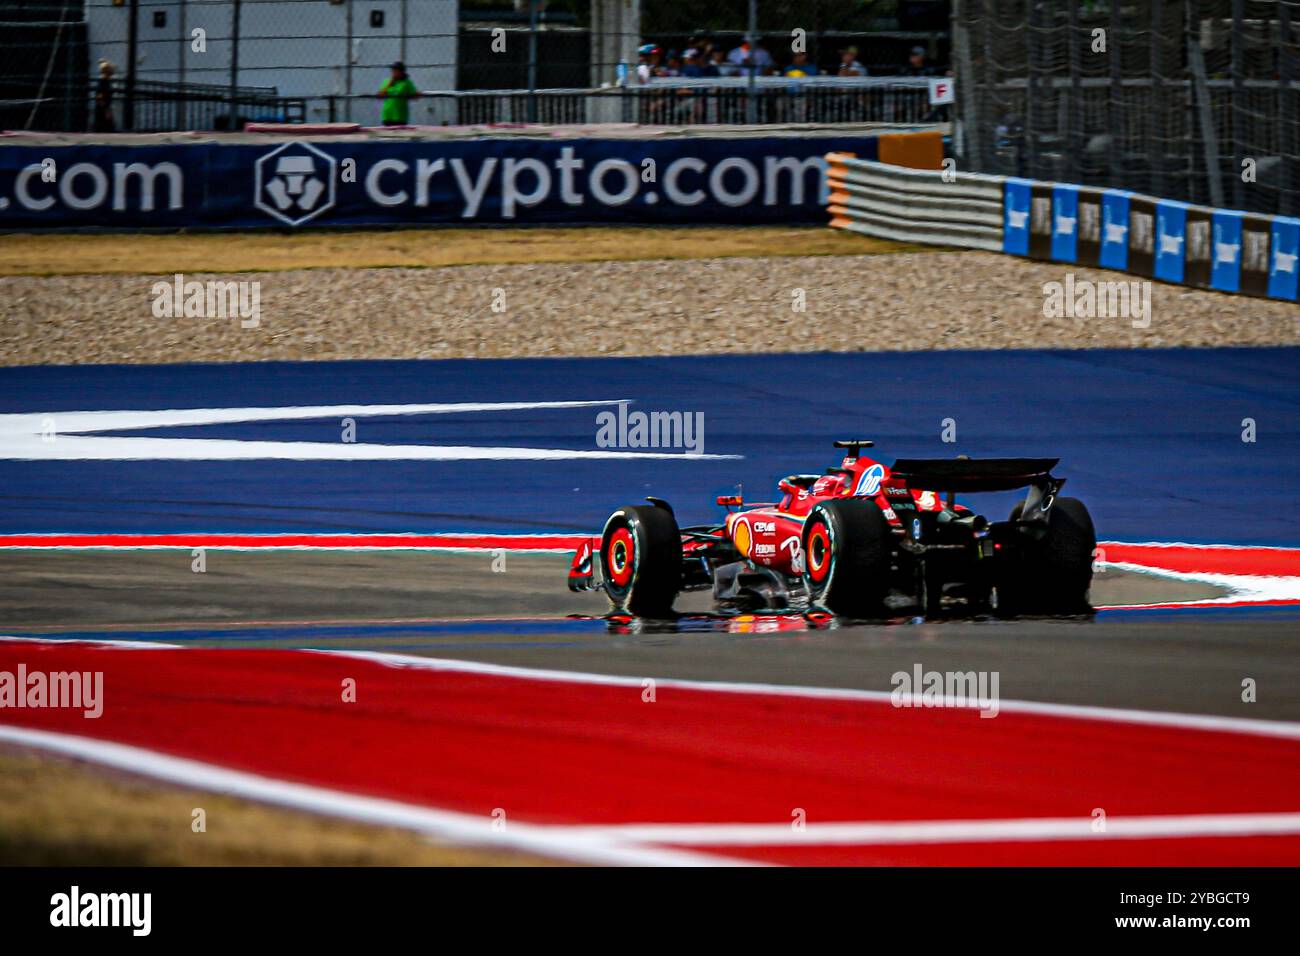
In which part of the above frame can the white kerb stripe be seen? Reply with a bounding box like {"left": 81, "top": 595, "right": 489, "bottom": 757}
{"left": 0, "top": 724, "right": 749, "bottom": 868}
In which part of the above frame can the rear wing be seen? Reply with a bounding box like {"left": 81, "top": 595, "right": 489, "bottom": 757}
{"left": 889, "top": 457, "right": 1060, "bottom": 493}
{"left": 889, "top": 457, "right": 1066, "bottom": 524}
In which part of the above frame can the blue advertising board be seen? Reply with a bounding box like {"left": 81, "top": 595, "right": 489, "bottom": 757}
{"left": 1002, "top": 178, "right": 1032, "bottom": 255}
{"left": 1153, "top": 200, "right": 1188, "bottom": 283}
{"left": 1049, "top": 184, "right": 1078, "bottom": 262}
{"left": 0, "top": 134, "right": 879, "bottom": 230}
{"left": 1210, "top": 210, "right": 1243, "bottom": 293}
{"left": 1268, "top": 216, "right": 1300, "bottom": 302}
{"left": 1098, "top": 190, "right": 1130, "bottom": 270}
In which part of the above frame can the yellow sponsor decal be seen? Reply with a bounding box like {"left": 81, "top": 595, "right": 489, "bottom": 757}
{"left": 732, "top": 518, "right": 752, "bottom": 558}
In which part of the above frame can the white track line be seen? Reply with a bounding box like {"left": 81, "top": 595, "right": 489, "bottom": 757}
{"left": 0, "top": 724, "right": 747, "bottom": 867}
{"left": 558, "top": 813, "right": 1300, "bottom": 846}
{"left": 0, "top": 634, "right": 183, "bottom": 649}
{"left": 314, "top": 647, "right": 1300, "bottom": 741}
{"left": 5, "top": 723, "right": 1295, "bottom": 857}
{"left": 7, "top": 719, "right": 1294, "bottom": 857}
{"left": 1099, "top": 560, "right": 1300, "bottom": 608}
{"left": 8, "top": 717, "right": 1294, "bottom": 854}
{"left": 0, "top": 400, "right": 740, "bottom": 461}
{"left": 5, "top": 635, "right": 1299, "bottom": 742}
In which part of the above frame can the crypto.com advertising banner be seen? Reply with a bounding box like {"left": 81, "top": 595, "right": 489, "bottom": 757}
{"left": 0, "top": 135, "right": 879, "bottom": 230}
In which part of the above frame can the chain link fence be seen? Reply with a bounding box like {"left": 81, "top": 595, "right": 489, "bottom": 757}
{"left": 954, "top": 0, "right": 1300, "bottom": 216}
{"left": 0, "top": 0, "right": 87, "bottom": 132}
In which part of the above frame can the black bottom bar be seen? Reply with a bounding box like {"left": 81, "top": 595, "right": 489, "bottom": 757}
{"left": 0, "top": 866, "right": 1288, "bottom": 942}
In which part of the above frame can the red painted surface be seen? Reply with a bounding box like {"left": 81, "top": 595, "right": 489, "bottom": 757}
{"left": 1101, "top": 543, "right": 1300, "bottom": 577}
{"left": 0, "top": 533, "right": 588, "bottom": 551}
{"left": 2, "top": 640, "right": 1297, "bottom": 865}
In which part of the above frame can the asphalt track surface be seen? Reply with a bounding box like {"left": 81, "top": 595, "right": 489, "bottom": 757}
{"left": 0, "top": 549, "right": 1294, "bottom": 721}
{"left": 1, "top": 346, "right": 1298, "bottom": 864}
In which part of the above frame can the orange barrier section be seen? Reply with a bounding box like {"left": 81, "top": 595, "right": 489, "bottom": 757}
{"left": 824, "top": 151, "right": 857, "bottom": 230}
{"left": 876, "top": 130, "right": 944, "bottom": 169}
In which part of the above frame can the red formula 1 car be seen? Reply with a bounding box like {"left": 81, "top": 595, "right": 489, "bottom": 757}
{"left": 568, "top": 440, "right": 1096, "bottom": 619}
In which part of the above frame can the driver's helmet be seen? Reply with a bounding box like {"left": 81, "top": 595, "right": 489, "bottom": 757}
{"left": 811, "top": 474, "right": 846, "bottom": 497}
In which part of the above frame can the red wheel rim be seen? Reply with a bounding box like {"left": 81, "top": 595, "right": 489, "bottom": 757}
{"left": 807, "top": 523, "right": 831, "bottom": 583}
{"left": 606, "top": 527, "right": 635, "bottom": 587}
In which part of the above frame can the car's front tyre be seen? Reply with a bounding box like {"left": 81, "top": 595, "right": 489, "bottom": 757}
{"left": 600, "top": 504, "right": 681, "bottom": 618}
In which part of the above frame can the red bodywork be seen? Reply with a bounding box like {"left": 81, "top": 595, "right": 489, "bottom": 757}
{"left": 716, "top": 452, "right": 949, "bottom": 578}
{"left": 567, "top": 451, "right": 950, "bottom": 588}
{"left": 568, "top": 445, "right": 1078, "bottom": 618}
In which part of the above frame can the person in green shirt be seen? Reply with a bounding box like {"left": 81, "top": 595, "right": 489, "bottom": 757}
{"left": 378, "top": 62, "right": 419, "bottom": 126}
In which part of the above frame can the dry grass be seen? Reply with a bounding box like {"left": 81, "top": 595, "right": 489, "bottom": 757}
{"left": 0, "top": 226, "right": 915, "bottom": 276}
{"left": 0, "top": 749, "right": 557, "bottom": 866}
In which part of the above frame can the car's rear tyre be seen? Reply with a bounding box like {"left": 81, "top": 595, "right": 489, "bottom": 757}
{"left": 802, "top": 499, "right": 892, "bottom": 617}
{"left": 601, "top": 504, "right": 681, "bottom": 617}
{"left": 998, "top": 496, "right": 1095, "bottom": 614}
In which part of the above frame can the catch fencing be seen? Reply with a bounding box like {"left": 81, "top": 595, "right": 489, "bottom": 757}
{"left": 953, "top": 0, "right": 1300, "bottom": 217}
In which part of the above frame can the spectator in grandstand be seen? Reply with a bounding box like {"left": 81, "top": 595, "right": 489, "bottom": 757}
{"left": 681, "top": 48, "right": 718, "bottom": 79}
{"left": 710, "top": 47, "right": 737, "bottom": 77}
{"left": 636, "top": 44, "right": 662, "bottom": 84}
{"left": 378, "top": 61, "right": 419, "bottom": 126}
{"left": 903, "top": 45, "right": 937, "bottom": 76}
{"left": 92, "top": 60, "right": 116, "bottom": 133}
{"left": 784, "top": 51, "right": 819, "bottom": 78}
{"left": 837, "top": 46, "right": 867, "bottom": 77}
{"left": 672, "top": 49, "right": 711, "bottom": 123}
{"left": 662, "top": 51, "right": 684, "bottom": 77}
{"left": 727, "top": 40, "right": 774, "bottom": 76}
{"left": 688, "top": 34, "right": 717, "bottom": 61}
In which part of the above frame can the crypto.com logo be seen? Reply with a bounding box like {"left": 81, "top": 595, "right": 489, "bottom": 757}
{"left": 253, "top": 142, "right": 336, "bottom": 226}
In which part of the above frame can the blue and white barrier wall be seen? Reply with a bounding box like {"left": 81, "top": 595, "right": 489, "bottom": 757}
{"left": 1002, "top": 179, "right": 1298, "bottom": 301}
{"left": 829, "top": 154, "right": 1298, "bottom": 303}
